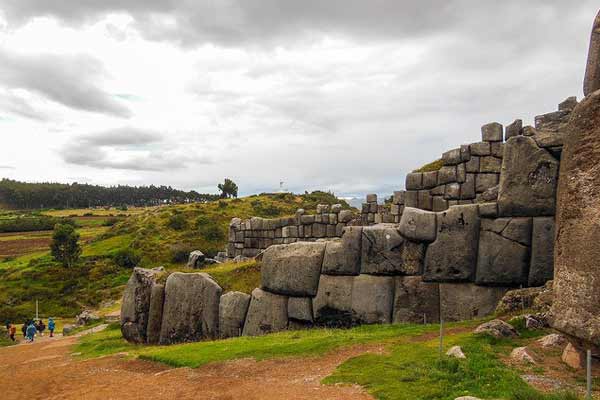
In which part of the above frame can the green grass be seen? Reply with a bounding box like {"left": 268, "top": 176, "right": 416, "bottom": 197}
{"left": 413, "top": 158, "right": 444, "bottom": 173}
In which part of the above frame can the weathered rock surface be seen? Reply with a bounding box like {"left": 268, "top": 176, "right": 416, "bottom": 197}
{"left": 242, "top": 288, "right": 288, "bottom": 336}
{"left": 393, "top": 276, "right": 439, "bottom": 324}
{"left": 446, "top": 345, "right": 466, "bottom": 359}
{"left": 159, "top": 272, "right": 222, "bottom": 344}
{"left": 551, "top": 89, "right": 600, "bottom": 344}
{"left": 529, "top": 217, "right": 555, "bottom": 287}
{"left": 561, "top": 343, "right": 586, "bottom": 369}
{"left": 146, "top": 284, "right": 165, "bottom": 344}
{"left": 584, "top": 10, "right": 600, "bottom": 96}
{"left": 474, "top": 319, "right": 518, "bottom": 338}
{"left": 288, "top": 297, "right": 314, "bottom": 323}
{"left": 313, "top": 275, "right": 354, "bottom": 326}
{"left": 219, "top": 291, "right": 251, "bottom": 338}
{"left": 441, "top": 284, "right": 509, "bottom": 322}
{"left": 76, "top": 310, "right": 100, "bottom": 326}
{"left": 121, "top": 267, "right": 164, "bottom": 344}
{"left": 261, "top": 242, "right": 325, "bottom": 297}
{"left": 511, "top": 347, "right": 536, "bottom": 364}
{"left": 322, "top": 227, "right": 362, "bottom": 275}
{"left": 361, "top": 224, "right": 425, "bottom": 275}
{"left": 497, "top": 136, "right": 559, "bottom": 217}
{"left": 496, "top": 284, "right": 553, "bottom": 314}
{"left": 475, "top": 228, "right": 529, "bottom": 286}
{"left": 351, "top": 275, "right": 394, "bottom": 324}
{"left": 187, "top": 250, "right": 206, "bottom": 268}
{"left": 398, "top": 207, "right": 437, "bottom": 242}
{"left": 424, "top": 205, "right": 480, "bottom": 282}
{"left": 537, "top": 333, "right": 567, "bottom": 348}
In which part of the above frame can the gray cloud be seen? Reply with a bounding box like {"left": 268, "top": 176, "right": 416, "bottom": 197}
{"left": 0, "top": 49, "right": 131, "bottom": 117}
{"left": 0, "top": 91, "right": 48, "bottom": 121}
{"left": 0, "top": 165, "right": 14, "bottom": 169}
{"left": 60, "top": 127, "right": 211, "bottom": 171}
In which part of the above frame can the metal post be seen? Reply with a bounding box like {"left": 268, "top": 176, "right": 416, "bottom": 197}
{"left": 36, "top": 300, "right": 38, "bottom": 320}
{"left": 439, "top": 286, "right": 443, "bottom": 358}
{"left": 587, "top": 349, "right": 592, "bottom": 400}
{"left": 423, "top": 313, "right": 427, "bottom": 325}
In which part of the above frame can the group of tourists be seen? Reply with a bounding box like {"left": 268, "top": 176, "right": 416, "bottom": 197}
{"left": 5, "top": 318, "right": 55, "bottom": 343}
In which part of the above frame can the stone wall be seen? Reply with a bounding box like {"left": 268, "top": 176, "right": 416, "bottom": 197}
{"left": 225, "top": 204, "right": 356, "bottom": 259}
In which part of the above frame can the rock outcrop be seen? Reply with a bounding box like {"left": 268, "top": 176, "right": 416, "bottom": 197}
{"left": 219, "top": 291, "right": 251, "bottom": 338}
{"left": 584, "top": 10, "right": 600, "bottom": 96}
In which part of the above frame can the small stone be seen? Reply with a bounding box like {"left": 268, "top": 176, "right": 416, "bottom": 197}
{"left": 511, "top": 347, "right": 536, "bottom": 364}
{"left": 446, "top": 345, "right": 466, "bottom": 359}
{"left": 537, "top": 333, "right": 567, "bottom": 348}
{"left": 561, "top": 343, "right": 586, "bottom": 369}
{"left": 366, "top": 194, "right": 378, "bottom": 203}
{"left": 393, "top": 191, "right": 405, "bottom": 205}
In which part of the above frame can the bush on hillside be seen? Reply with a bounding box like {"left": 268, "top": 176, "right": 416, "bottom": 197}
{"left": 0, "top": 216, "right": 74, "bottom": 233}
{"left": 170, "top": 243, "right": 192, "bottom": 263}
{"left": 167, "top": 213, "right": 187, "bottom": 230}
{"left": 113, "top": 248, "right": 141, "bottom": 269}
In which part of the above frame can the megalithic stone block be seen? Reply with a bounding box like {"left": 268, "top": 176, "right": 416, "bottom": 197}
{"left": 423, "top": 204, "right": 480, "bottom": 282}
{"left": 219, "top": 291, "right": 251, "bottom": 339}
{"left": 398, "top": 207, "right": 437, "bottom": 242}
{"left": 584, "top": 10, "right": 600, "bottom": 96}
{"left": 322, "top": 226, "right": 362, "bottom": 275}
{"left": 529, "top": 217, "right": 555, "bottom": 287}
{"left": 242, "top": 288, "right": 288, "bottom": 336}
{"left": 393, "top": 276, "right": 440, "bottom": 324}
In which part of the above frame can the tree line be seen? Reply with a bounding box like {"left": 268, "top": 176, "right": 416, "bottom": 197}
{"left": 0, "top": 178, "right": 221, "bottom": 209}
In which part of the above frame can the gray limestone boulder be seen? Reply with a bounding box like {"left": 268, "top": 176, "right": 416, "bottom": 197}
{"left": 440, "top": 284, "right": 509, "bottom": 322}
{"left": 219, "top": 291, "right": 251, "bottom": 339}
{"left": 398, "top": 207, "right": 437, "bottom": 242}
{"left": 361, "top": 224, "right": 425, "bottom": 275}
{"left": 393, "top": 276, "right": 440, "bottom": 324}
{"left": 529, "top": 217, "right": 555, "bottom": 287}
{"left": 242, "top": 288, "right": 288, "bottom": 336}
{"left": 312, "top": 275, "right": 354, "bottom": 326}
{"left": 146, "top": 284, "right": 165, "bottom": 344}
{"left": 261, "top": 242, "right": 326, "bottom": 297}
{"left": 121, "top": 267, "right": 165, "bottom": 344}
{"left": 423, "top": 205, "right": 480, "bottom": 282}
{"left": 474, "top": 319, "right": 518, "bottom": 338}
{"left": 322, "top": 227, "right": 362, "bottom": 275}
{"left": 497, "top": 136, "right": 559, "bottom": 217}
{"left": 187, "top": 250, "right": 206, "bottom": 268}
{"left": 351, "top": 275, "right": 394, "bottom": 324}
{"left": 288, "top": 297, "right": 314, "bottom": 323}
{"left": 159, "top": 272, "right": 222, "bottom": 344}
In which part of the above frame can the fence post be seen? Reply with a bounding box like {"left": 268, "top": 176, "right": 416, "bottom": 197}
{"left": 587, "top": 349, "right": 592, "bottom": 400}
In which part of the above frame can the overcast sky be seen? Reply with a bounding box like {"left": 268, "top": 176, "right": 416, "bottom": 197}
{"left": 0, "top": 1, "right": 597, "bottom": 198}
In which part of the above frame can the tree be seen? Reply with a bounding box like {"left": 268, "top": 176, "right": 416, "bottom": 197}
{"left": 50, "top": 224, "right": 81, "bottom": 267}
{"left": 217, "top": 178, "right": 238, "bottom": 199}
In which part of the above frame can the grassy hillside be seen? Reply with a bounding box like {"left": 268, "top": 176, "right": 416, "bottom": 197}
{"left": 0, "top": 192, "right": 353, "bottom": 322}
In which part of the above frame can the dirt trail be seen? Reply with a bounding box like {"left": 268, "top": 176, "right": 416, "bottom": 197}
{"left": 1, "top": 328, "right": 377, "bottom": 400}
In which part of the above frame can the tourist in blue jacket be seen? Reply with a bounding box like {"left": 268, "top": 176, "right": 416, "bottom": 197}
{"left": 26, "top": 322, "right": 36, "bottom": 342}
{"left": 48, "top": 318, "right": 56, "bottom": 338}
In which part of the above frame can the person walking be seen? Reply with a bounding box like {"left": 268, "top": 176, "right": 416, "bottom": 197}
{"left": 25, "top": 321, "right": 36, "bottom": 343}
{"left": 36, "top": 320, "right": 46, "bottom": 337}
{"left": 21, "top": 321, "right": 28, "bottom": 338}
{"left": 48, "top": 318, "right": 55, "bottom": 338}
{"left": 8, "top": 324, "right": 16, "bottom": 342}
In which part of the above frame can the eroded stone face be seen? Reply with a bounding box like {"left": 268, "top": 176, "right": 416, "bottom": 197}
{"left": 398, "top": 207, "right": 437, "bottom": 243}
{"left": 312, "top": 275, "right": 354, "bottom": 326}
{"left": 393, "top": 276, "right": 439, "bottom": 324}
{"left": 322, "top": 227, "right": 362, "bottom": 276}
{"left": 361, "top": 224, "right": 425, "bottom": 275}
{"left": 242, "top": 288, "right": 288, "bottom": 336}
{"left": 497, "top": 136, "right": 559, "bottom": 217}
{"left": 529, "top": 217, "right": 555, "bottom": 287}
{"left": 351, "top": 275, "right": 394, "bottom": 324}
{"left": 219, "top": 291, "right": 251, "bottom": 339}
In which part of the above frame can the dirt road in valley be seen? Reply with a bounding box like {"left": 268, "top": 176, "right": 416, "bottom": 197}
{"left": 1, "top": 329, "right": 376, "bottom": 400}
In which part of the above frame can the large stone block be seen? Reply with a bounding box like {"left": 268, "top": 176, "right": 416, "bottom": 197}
{"left": 584, "top": 10, "right": 600, "bottom": 96}
{"left": 261, "top": 242, "right": 326, "bottom": 297}
{"left": 465, "top": 156, "right": 480, "bottom": 173}
{"left": 219, "top": 291, "right": 251, "bottom": 338}
{"left": 444, "top": 182, "right": 461, "bottom": 200}
{"left": 442, "top": 148, "right": 462, "bottom": 165}
{"left": 470, "top": 142, "right": 491, "bottom": 156}
{"left": 475, "top": 230, "right": 529, "bottom": 286}
{"left": 482, "top": 122, "right": 503, "bottom": 142}
{"left": 351, "top": 275, "right": 394, "bottom": 324}
{"left": 424, "top": 205, "right": 480, "bottom": 282}
{"left": 418, "top": 190, "right": 433, "bottom": 210}
{"left": 535, "top": 110, "right": 571, "bottom": 132}
{"left": 440, "top": 284, "right": 510, "bottom": 322}
{"left": 480, "top": 156, "right": 502, "bottom": 173}
{"left": 393, "top": 276, "right": 440, "bottom": 324}
{"left": 322, "top": 226, "right": 362, "bottom": 275}
{"left": 422, "top": 171, "right": 439, "bottom": 188}
{"left": 505, "top": 119, "right": 523, "bottom": 140}
{"left": 242, "top": 288, "right": 288, "bottom": 336}
{"left": 529, "top": 217, "right": 555, "bottom": 287}
{"left": 288, "top": 297, "right": 313, "bottom": 323}
{"left": 551, "top": 90, "right": 600, "bottom": 343}
{"left": 146, "top": 283, "right": 165, "bottom": 344}
{"left": 405, "top": 190, "right": 418, "bottom": 208}
{"left": 159, "top": 272, "right": 222, "bottom": 344}
{"left": 361, "top": 224, "right": 425, "bottom": 275}
{"left": 438, "top": 166, "right": 457, "bottom": 184}
{"left": 121, "top": 267, "right": 164, "bottom": 344}
{"left": 476, "top": 173, "right": 499, "bottom": 193}
{"left": 406, "top": 173, "right": 423, "bottom": 190}
{"left": 399, "top": 207, "right": 437, "bottom": 242}
{"left": 497, "top": 136, "right": 559, "bottom": 217}
{"left": 313, "top": 275, "right": 354, "bottom": 326}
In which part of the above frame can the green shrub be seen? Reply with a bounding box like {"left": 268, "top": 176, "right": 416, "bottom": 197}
{"left": 167, "top": 214, "right": 187, "bottom": 230}
{"left": 102, "top": 217, "right": 119, "bottom": 227}
{"left": 113, "top": 248, "right": 141, "bottom": 269}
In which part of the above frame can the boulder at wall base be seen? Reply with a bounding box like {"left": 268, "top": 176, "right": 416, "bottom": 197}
{"left": 242, "top": 288, "right": 288, "bottom": 336}
{"left": 497, "top": 136, "right": 559, "bottom": 217}
{"left": 393, "top": 276, "right": 439, "bottom": 324}
{"left": 146, "top": 283, "right": 165, "bottom": 344}
{"left": 351, "top": 275, "right": 394, "bottom": 324}
{"left": 159, "top": 272, "right": 222, "bottom": 344}
{"left": 423, "top": 205, "right": 480, "bottom": 282}
{"left": 473, "top": 319, "right": 518, "bottom": 338}
{"left": 360, "top": 224, "right": 425, "bottom": 276}
{"left": 495, "top": 283, "right": 553, "bottom": 314}
{"left": 121, "top": 267, "right": 164, "bottom": 344}
{"left": 261, "top": 242, "right": 326, "bottom": 297}
{"left": 219, "top": 291, "right": 251, "bottom": 339}
{"left": 312, "top": 275, "right": 354, "bottom": 326}
{"left": 550, "top": 90, "right": 600, "bottom": 344}
{"left": 322, "top": 226, "right": 362, "bottom": 276}
{"left": 440, "top": 283, "right": 509, "bottom": 322}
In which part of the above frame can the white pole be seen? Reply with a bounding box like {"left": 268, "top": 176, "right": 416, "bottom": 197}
{"left": 36, "top": 300, "right": 38, "bottom": 320}
{"left": 439, "top": 286, "right": 443, "bottom": 358}
{"left": 587, "top": 349, "right": 592, "bottom": 400}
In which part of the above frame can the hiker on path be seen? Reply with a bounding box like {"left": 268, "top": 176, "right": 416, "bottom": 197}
{"left": 36, "top": 320, "right": 46, "bottom": 337}
{"left": 48, "top": 318, "right": 55, "bottom": 338}
{"left": 25, "top": 322, "right": 36, "bottom": 342}
{"left": 8, "top": 324, "right": 16, "bottom": 342}
{"left": 21, "top": 321, "right": 28, "bottom": 338}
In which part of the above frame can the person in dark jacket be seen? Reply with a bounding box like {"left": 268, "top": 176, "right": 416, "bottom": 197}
{"left": 36, "top": 320, "right": 46, "bottom": 337}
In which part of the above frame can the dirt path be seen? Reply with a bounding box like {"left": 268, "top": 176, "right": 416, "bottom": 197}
{"left": 1, "top": 328, "right": 377, "bottom": 400}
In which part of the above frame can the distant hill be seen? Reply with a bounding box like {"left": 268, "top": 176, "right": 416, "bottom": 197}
{"left": 0, "top": 178, "right": 219, "bottom": 209}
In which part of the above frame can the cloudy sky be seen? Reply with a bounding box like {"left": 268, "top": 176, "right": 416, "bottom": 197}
{"left": 0, "top": 1, "right": 597, "bottom": 198}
